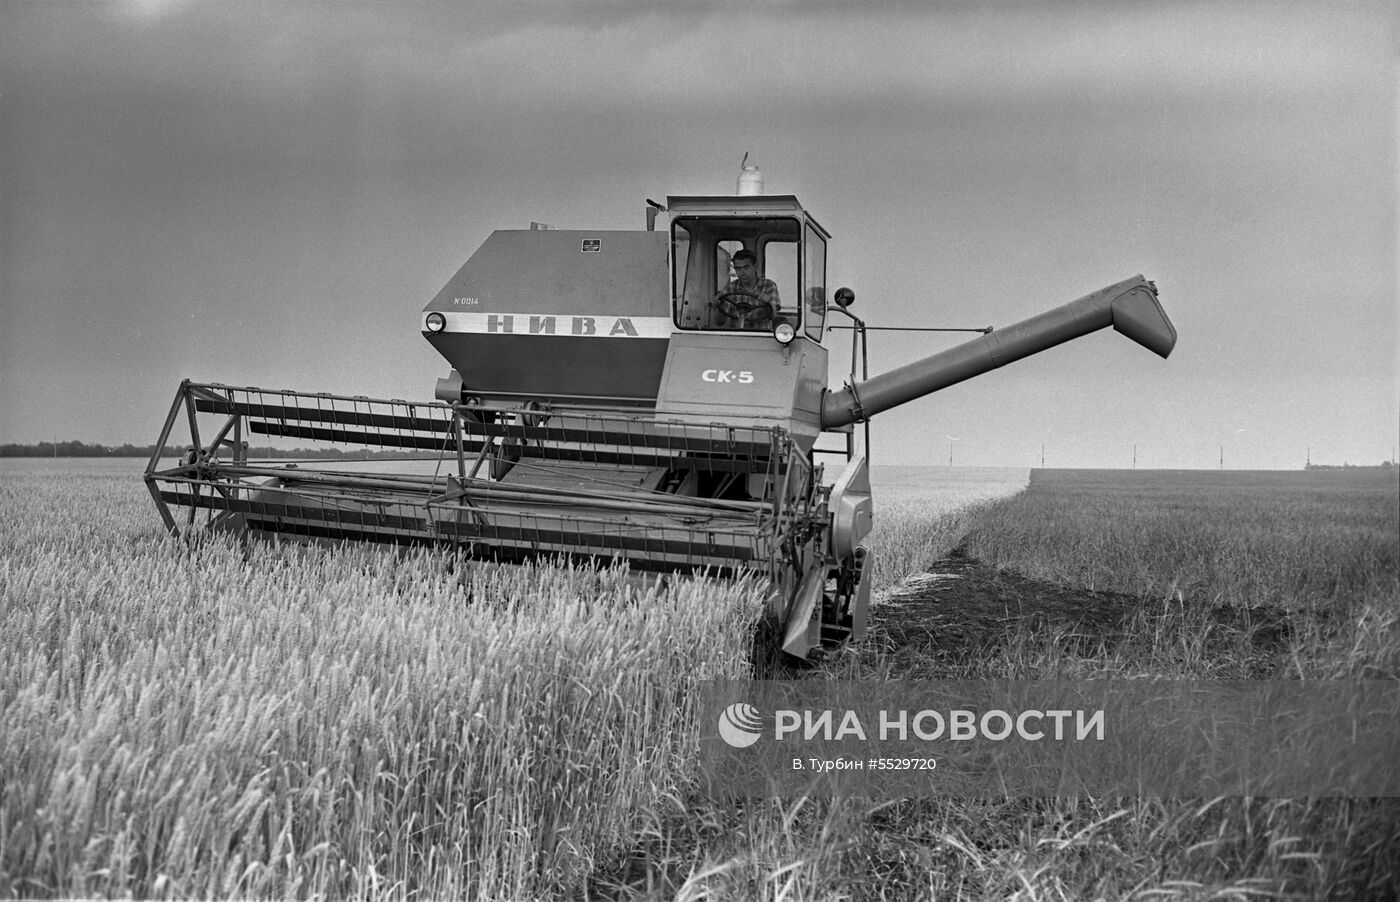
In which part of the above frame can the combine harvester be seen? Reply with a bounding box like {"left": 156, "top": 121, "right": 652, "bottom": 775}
{"left": 147, "top": 167, "right": 1176, "bottom": 659}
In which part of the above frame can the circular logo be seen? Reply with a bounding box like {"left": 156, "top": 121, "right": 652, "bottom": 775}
{"left": 718, "top": 702, "right": 764, "bottom": 749}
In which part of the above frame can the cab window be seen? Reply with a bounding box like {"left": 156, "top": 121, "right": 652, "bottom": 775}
{"left": 803, "top": 221, "right": 827, "bottom": 340}
{"left": 672, "top": 216, "right": 801, "bottom": 333}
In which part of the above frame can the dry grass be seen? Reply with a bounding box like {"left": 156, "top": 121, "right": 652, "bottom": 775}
{"left": 864, "top": 466, "right": 1029, "bottom": 593}
{"left": 594, "top": 467, "right": 1400, "bottom": 901}
{"left": 954, "top": 469, "right": 1400, "bottom": 680}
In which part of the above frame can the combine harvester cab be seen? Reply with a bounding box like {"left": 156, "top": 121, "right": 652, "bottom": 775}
{"left": 147, "top": 177, "right": 1176, "bottom": 659}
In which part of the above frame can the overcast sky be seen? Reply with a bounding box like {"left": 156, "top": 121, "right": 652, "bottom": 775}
{"left": 1, "top": 1, "right": 1394, "bottom": 468}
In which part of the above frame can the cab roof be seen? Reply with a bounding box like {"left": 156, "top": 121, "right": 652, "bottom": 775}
{"left": 665, "top": 195, "right": 830, "bottom": 238}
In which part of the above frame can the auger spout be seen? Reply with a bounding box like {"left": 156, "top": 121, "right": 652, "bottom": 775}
{"left": 820, "top": 275, "right": 1175, "bottom": 429}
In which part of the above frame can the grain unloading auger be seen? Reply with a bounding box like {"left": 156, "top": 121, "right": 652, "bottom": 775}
{"left": 147, "top": 189, "right": 1176, "bottom": 659}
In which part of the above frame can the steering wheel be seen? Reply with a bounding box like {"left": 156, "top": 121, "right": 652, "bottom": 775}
{"left": 716, "top": 290, "right": 774, "bottom": 330}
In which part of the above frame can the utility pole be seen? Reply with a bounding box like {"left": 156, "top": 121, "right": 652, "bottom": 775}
{"left": 1133, "top": 443, "right": 1137, "bottom": 469}
{"left": 1220, "top": 445, "right": 1224, "bottom": 470}
{"left": 1040, "top": 443, "right": 1045, "bottom": 468}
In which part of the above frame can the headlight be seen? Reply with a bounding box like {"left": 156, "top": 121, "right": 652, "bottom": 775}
{"left": 772, "top": 321, "right": 796, "bottom": 345}
{"left": 425, "top": 312, "right": 446, "bottom": 333}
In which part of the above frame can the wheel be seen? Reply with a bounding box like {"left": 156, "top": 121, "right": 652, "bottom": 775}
{"left": 716, "top": 290, "right": 775, "bottom": 330}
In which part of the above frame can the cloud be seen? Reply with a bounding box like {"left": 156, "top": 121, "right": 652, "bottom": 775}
{"left": 5, "top": 2, "right": 1385, "bottom": 179}
{"left": 433, "top": 3, "right": 1388, "bottom": 114}
{"left": 108, "top": 0, "right": 196, "bottom": 24}
{"left": 14, "top": 3, "right": 1380, "bottom": 119}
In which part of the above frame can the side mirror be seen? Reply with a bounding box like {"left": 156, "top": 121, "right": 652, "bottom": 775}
{"left": 834, "top": 287, "right": 855, "bottom": 309}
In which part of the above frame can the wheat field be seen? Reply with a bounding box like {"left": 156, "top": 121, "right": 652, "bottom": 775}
{"left": 0, "top": 462, "right": 762, "bottom": 898}
{"left": 3, "top": 461, "right": 1396, "bottom": 900}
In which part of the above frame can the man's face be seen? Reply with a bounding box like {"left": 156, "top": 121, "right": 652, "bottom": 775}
{"left": 734, "top": 258, "right": 758, "bottom": 286}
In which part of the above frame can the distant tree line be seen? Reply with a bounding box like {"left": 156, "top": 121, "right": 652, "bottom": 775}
{"left": 1304, "top": 461, "right": 1394, "bottom": 470}
{"left": 1, "top": 442, "right": 421, "bottom": 459}
{"left": 0, "top": 441, "right": 166, "bottom": 458}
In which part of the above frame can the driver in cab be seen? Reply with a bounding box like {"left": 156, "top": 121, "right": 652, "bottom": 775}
{"left": 715, "top": 249, "right": 780, "bottom": 330}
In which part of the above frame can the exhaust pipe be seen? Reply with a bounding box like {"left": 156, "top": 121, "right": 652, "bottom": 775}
{"left": 821, "top": 275, "right": 1175, "bottom": 430}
